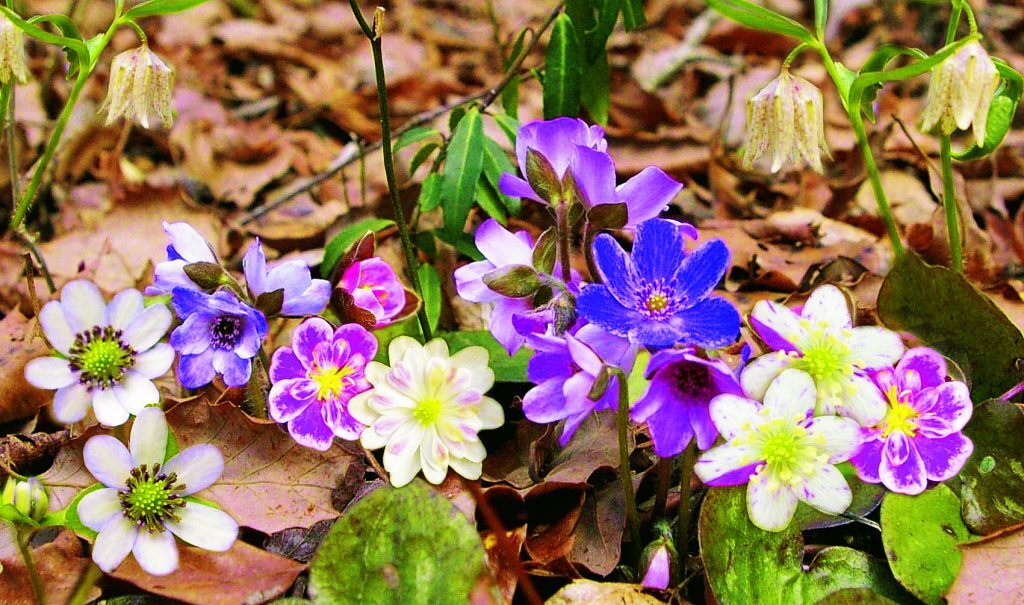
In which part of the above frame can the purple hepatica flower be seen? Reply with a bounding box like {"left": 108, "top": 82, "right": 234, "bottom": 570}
{"left": 77, "top": 407, "right": 237, "bottom": 576}
{"left": 147, "top": 222, "right": 218, "bottom": 296}
{"left": 522, "top": 324, "right": 637, "bottom": 445}
{"left": 577, "top": 218, "right": 740, "bottom": 349}
{"left": 631, "top": 348, "right": 744, "bottom": 458}
{"left": 269, "top": 317, "right": 376, "bottom": 450}
{"left": 339, "top": 258, "right": 407, "bottom": 328}
{"left": 498, "top": 118, "right": 683, "bottom": 229}
{"left": 243, "top": 238, "right": 330, "bottom": 317}
{"left": 170, "top": 288, "right": 268, "bottom": 388}
{"left": 850, "top": 347, "right": 973, "bottom": 495}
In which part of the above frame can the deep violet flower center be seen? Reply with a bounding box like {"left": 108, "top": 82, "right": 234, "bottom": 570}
{"left": 68, "top": 326, "right": 137, "bottom": 389}
{"left": 311, "top": 365, "right": 354, "bottom": 401}
{"left": 119, "top": 463, "right": 186, "bottom": 533}
{"left": 210, "top": 316, "right": 243, "bottom": 350}
{"left": 880, "top": 386, "right": 919, "bottom": 438}
{"left": 670, "top": 362, "right": 713, "bottom": 394}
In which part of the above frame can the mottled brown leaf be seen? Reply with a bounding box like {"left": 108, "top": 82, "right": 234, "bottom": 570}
{"left": 946, "top": 525, "right": 1024, "bottom": 604}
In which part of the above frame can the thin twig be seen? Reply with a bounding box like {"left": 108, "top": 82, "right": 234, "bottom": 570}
{"left": 466, "top": 481, "right": 543, "bottom": 605}
{"left": 15, "top": 231, "right": 56, "bottom": 293}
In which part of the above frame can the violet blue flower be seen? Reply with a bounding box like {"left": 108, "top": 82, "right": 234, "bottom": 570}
{"left": 146, "top": 222, "right": 218, "bottom": 296}
{"left": 339, "top": 258, "right": 407, "bottom": 328}
{"left": 850, "top": 347, "right": 973, "bottom": 495}
{"left": 577, "top": 218, "right": 740, "bottom": 349}
{"left": 498, "top": 118, "right": 683, "bottom": 228}
{"left": 521, "top": 324, "right": 637, "bottom": 445}
{"left": 169, "top": 288, "right": 268, "bottom": 388}
{"left": 695, "top": 369, "right": 863, "bottom": 532}
{"left": 631, "top": 348, "right": 743, "bottom": 458}
{"left": 76, "top": 407, "right": 237, "bottom": 576}
{"left": 269, "top": 317, "right": 376, "bottom": 450}
{"left": 243, "top": 238, "right": 330, "bottom": 316}
{"left": 24, "top": 280, "right": 173, "bottom": 427}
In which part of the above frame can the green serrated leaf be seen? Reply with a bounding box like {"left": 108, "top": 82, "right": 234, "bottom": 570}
{"left": 958, "top": 399, "right": 1024, "bottom": 534}
{"left": 417, "top": 264, "right": 442, "bottom": 334}
{"left": 440, "top": 330, "right": 531, "bottom": 382}
{"left": 543, "top": 14, "right": 583, "bottom": 119}
{"left": 705, "top": 0, "right": 814, "bottom": 44}
{"left": 441, "top": 107, "right": 485, "bottom": 235}
{"left": 320, "top": 218, "right": 395, "bottom": 278}
{"left": 309, "top": 481, "right": 489, "bottom": 605}
{"left": 876, "top": 252, "right": 1024, "bottom": 402}
{"left": 880, "top": 484, "right": 969, "bottom": 604}
{"left": 124, "top": 0, "right": 210, "bottom": 19}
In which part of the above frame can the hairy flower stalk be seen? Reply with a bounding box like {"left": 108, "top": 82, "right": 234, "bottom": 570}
{"left": 105, "top": 45, "right": 174, "bottom": 129}
{"left": 743, "top": 69, "right": 830, "bottom": 173}
{"left": 919, "top": 41, "right": 1000, "bottom": 146}
{"left": 0, "top": 13, "right": 30, "bottom": 85}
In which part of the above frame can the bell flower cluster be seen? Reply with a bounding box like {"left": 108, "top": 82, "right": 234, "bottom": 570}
{"left": 105, "top": 45, "right": 175, "bottom": 129}
{"left": 919, "top": 41, "right": 1001, "bottom": 146}
{"left": 742, "top": 69, "right": 830, "bottom": 173}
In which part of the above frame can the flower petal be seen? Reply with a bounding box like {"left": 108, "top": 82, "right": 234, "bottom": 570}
{"left": 287, "top": 404, "right": 335, "bottom": 451}
{"left": 801, "top": 285, "right": 851, "bottom": 330}
{"left": 178, "top": 350, "right": 216, "bottom": 389}
{"left": 450, "top": 346, "right": 494, "bottom": 393}
{"left": 837, "top": 374, "right": 887, "bottom": 426}
{"left": 291, "top": 317, "right": 334, "bottom": 370}
{"left": 242, "top": 240, "right": 268, "bottom": 296}
{"left": 920, "top": 382, "right": 972, "bottom": 432}
{"left": 617, "top": 167, "right": 682, "bottom": 227}
{"left": 850, "top": 437, "right": 884, "bottom": 483}
{"left": 673, "top": 239, "right": 731, "bottom": 308}
{"left": 740, "top": 352, "right": 792, "bottom": 402}
{"left": 382, "top": 422, "right": 425, "bottom": 487}
{"left": 132, "top": 529, "right": 178, "bottom": 576}
{"left": 497, "top": 174, "right": 542, "bottom": 202}
{"left": 895, "top": 347, "right": 947, "bottom": 390}
{"left": 847, "top": 326, "right": 904, "bottom": 369}
{"left": 806, "top": 416, "right": 863, "bottom": 463}
{"left": 61, "top": 280, "right": 107, "bottom": 333}
{"left": 746, "top": 474, "right": 799, "bottom": 532}
{"left": 918, "top": 432, "right": 973, "bottom": 482}
{"left": 123, "top": 304, "right": 172, "bottom": 352}
{"left": 695, "top": 443, "right": 759, "bottom": 486}
{"left": 93, "top": 389, "right": 131, "bottom": 427}
{"left": 115, "top": 372, "right": 160, "bottom": 415}
{"left": 647, "top": 402, "right": 696, "bottom": 458}
{"left": 879, "top": 437, "right": 927, "bottom": 495}
{"left": 53, "top": 383, "right": 93, "bottom": 423}
{"left": 130, "top": 407, "right": 169, "bottom": 468}
{"left": 669, "top": 297, "right": 742, "bottom": 349}
{"left": 795, "top": 464, "right": 852, "bottom": 515}
{"left": 165, "top": 502, "right": 238, "bottom": 552}
{"left": 212, "top": 351, "right": 251, "bottom": 387}
{"left": 39, "top": 300, "right": 75, "bottom": 353}
{"left": 92, "top": 515, "right": 138, "bottom": 573}
{"left": 632, "top": 218, "right": 687, "bottom": 284}
{"left": 269, "top": 347, "right": 306, "bottom": 383}
{"left": 77, "top": 488, "right": 123, "bottom": 532}
{"left": 748, "top": 300, "right": 803, "bottom": 353}
{"left": 107, "top": 289, "right": 144, "bottom": 330}
{"left": 164, "top": 445, "right": 224, "bottom": 495}
{"left": 709, "top": 394, "right": 761, "bottom": 440}
{"left": 474, "top": 219, "right": 534, "bottom": 267}
{"left": 476, "top": 397, "right": 504, "bottom": 430}
{"left": 763, "top": 368, "right": 816, "bottom": 420}
{"left": 268, "top": 378, "right": 314, "bottom": 423}
{"left": 24, "top": 357, "right": 75, "bottom": 389}
{"left": 572, "top": 145, "right": 617, "bottom": 207}
{"left": 133, "top": 344, "right": 175, "bottom": 379}
{"left": 576, "top": 284, "right": 645, "bottom": 338}
{"left": 163, "top": 222, "right": 216, "bottom": 263}
{"left": 590, "top": 233, "right": 640, "bottom": 308}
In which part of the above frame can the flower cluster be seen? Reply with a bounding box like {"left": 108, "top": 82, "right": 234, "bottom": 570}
{"left": 105, "top": 45, "right": 175, "bottom": 129}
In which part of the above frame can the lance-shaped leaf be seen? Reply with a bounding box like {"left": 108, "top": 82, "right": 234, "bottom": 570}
{"left": 543, "top": 14, "right": 582, "bottom": 119}
{"left": 441, "top": 107, "right": 485, "bottom": 235}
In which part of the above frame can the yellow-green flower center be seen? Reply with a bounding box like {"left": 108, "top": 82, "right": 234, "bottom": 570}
{"left": 311, "top": 365, "right": 353, "bottom": 401}
{"left": 119, "top": 463, "right": 186, "bottom": 533}
{"left": 68, "top": 326, "right": 136, "bottom": 389}
{"left": 646, "top": 293, "right": 670, "bottom": 314}
{"left": 737, "top": 415, "right": 828, "bottom": 491}
{"left": 413, "top": 398, "right": 443, "bottom": 426}
{"left": 81, "top": 340, "right": 127, "bottom": 380}
{"left": 880, "top": 385, "right": 918, "bottom": 438}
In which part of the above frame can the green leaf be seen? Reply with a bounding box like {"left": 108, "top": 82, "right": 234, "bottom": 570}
{"left": 417, "top": 264, "right": 442, "bottom": 334}
{"left": 439, "top": 330, "right": 531, "bottom": 382}
{"left": 441, "top": 107, "right": 485, "bottom": 235}
{"left": 848, "top": 45, "right": 928, "bottom": 120}
{"left": 704, "top": 0, "right": 814, "bottom": 44}
{"left": 62, "top": 483, "right": 102, "bottom": 539}
{"left": 392, "top": 126, "right": 440, "bottom": 153}
{"left": 953, "top": 59, "right": 1023, "bottom": 161}
{"left": 309, "top": 481, "right": 489, "bottom": 605}
{"left": 0, "top": 7, "right": 90, "bottom": 71}
{"left": 813, "top": 0, "right": 827, "bottom": 38}
{"left": 621, "top": 0, "right": 646, "bottom": 30}
{"left": 475, "top": 179, "right": 508, "bottom": 224}
{"left": 320, "top": 218, "right": 395, "bottom": 278}
{"left": 543, "top": 14, "right": 583, "bottom": 119}
{"left": 880, "top": 484, "right": 970, "bottom": 604}
{"left": 580, "top": 51, "right": 611, "bottom": 125}
{"left": 585, "top": 0, "right": 621, "bottom": 61}
{"left": 123, "top": 0, "right": 210, "bottom": 19}
{"left": 958, "top": 399, "right": 1024, "bottom": 534}
{"left": 418, "top": 172, "right": 443, "bottom": 212}
{"left": 372, "top": 318, "right": 423, "bottom": 364}
{"left": 480, "top": 136, "right": 520, "bottom": 215}
{"left": 409, "top": 142, "right": 440, "bottom": 175}
{"left": 699, "top": 487, "right": 905, "bottom": 605}
{"left": 876, "top": 252, "right": 1024, "bottom": 402}
{"left": 491, "top": 113, "right": 521, "bottom": 146}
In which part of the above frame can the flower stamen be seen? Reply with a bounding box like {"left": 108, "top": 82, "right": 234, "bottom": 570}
{"left": 119, "top": 463, "right": 187, "bottom": 533}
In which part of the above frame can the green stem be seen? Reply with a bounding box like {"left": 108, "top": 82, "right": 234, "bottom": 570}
{"left": 3, "top": 83, "right": 18, "bottom": 204}
{"left": 939, "top": 136, "right": 963, "bottom": 272}
{"left": 674, "top": 441, "right": 697, "bottom": 581}
{"left": 556, "top": 204, "right": 572, "bottom": 283}
{"left": 782, "top": 43, "right": 813, "bottom": 68}
{"left": 348, "top": 1, "right": 431, "bottom": 341}
{"left": 817, "top": 44, "right": 904, "bottom": 257}
{"left": 17, "top": 528, "right": 45, "bottom": 605}
{"left": 67, "top": 562, "right": 102, "bottom": 605}
{"left": 613, "top": 369, "right": 641, "bottom": 554}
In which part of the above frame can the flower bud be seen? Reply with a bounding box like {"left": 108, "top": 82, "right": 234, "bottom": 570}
{"left": 919, "top": 41, "right": 1001, "bottom": 146}
{"left": 743, "top": 69, "right": 830, "bottom": 173}
{"left": 105, "top": 44, "right": 175, "bottom": 129}
{"left": 2, "top": 477, "right": 49, "bottom": 523}
{"left": 0, "top": 13, "right": 30, "bottom": 85}
{"left": 639, "top": 526, "right": 677, "bottom": 590}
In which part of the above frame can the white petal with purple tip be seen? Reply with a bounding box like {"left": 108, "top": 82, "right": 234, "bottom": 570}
{"left": 795, "top": 464, "right": 852, "bottom": 514}
{"left": 749, "top": 300, "right": 805, "bottom": 346}
{"left": 165, "top": 502, "right": 238, "bottom": 552}
{"left": 695, "top": 443, "right": 758, "bottom": 484}
{"left": 84, "top": 435, "right": 132, "bottom": 488}
{"left": 746, "top": 474, "right": 799, "bottom": 532}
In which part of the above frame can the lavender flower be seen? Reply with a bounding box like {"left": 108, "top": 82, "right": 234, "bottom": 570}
{"left": 850, "top": 347, "right": 973, "bottom": 495}
{"left": 577, "top": 218, "right": 740, "bottom": 349}
{"left": 269, "top": 318, "right": 376, "bottom": 450}
{"left": 631, "top": 348, "right": 743, "bottom": 458}
{"left": 25, "top": 280, "right": 173, "bottom": 427}
{"left": 498, "top": 118, "right": 682, "bottom": 228}
{"left": 76, "top": 407, "right": 237, "bottom": 576}
{"left": 521, "top": 325, "right": 636, "bottom": 445}
{"left": 243, "top": 238, "right": 330, "bottom": 316}
{"left": 743, "top": 284, "right": 904, "bottom": 425}
{"left": 338, "top": 258, "right": 407, "bottom": 328}
{"left": 147, "top": 222, "right": 218, "bottom": 296}
{"left": 169, "top": 289, "right": 267, "bottom": 388}
{"left": 695, "top": 370, "right": 862, "bottom": 532}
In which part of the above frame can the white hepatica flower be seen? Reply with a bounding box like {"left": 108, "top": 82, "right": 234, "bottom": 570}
{"left": 742, "top": 284, "right": 903, "bottom": 425}
{"left": 349, "top": 336, "right": 505, "bottom": 487}
{"left": 77, "top": 407, "right": 237, "bottom": 575}
{"left": 696, "top": 370, "right": 863, "bottom": 532}
{"left": 25, "top": 280, "right": 174, "bottom": 427}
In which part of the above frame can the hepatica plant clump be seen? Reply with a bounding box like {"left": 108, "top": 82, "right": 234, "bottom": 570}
{"left": 1, "top": 0, "right": 1023, "bottom": 603}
